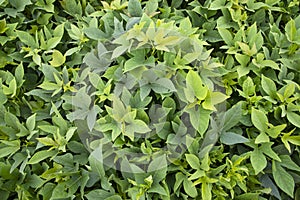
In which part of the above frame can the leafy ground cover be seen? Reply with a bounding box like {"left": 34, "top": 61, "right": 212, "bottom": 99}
{"left": 0, "top": 0, "right": 300, "bottom": 199}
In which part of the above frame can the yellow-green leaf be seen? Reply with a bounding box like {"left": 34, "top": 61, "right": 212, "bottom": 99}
{"left": 49, "top": 50, "right": 66, "bottom": 67}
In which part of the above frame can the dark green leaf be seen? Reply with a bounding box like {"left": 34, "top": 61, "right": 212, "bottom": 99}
{"left": 128, "top": 0, "right": 142, "bottom": 17}
{"left": 273, "top": 161, "right": 295, "bottom": 198}
{"left": 251, "top": 148, "right": 267, "bottom": 174}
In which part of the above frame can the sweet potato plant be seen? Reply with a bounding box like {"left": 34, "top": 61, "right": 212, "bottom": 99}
{"left": 0, "top": 0, "right": 299, "bottom": 199}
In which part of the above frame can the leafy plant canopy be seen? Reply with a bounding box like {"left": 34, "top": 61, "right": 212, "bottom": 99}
{"left": 0, "top": 0, "right": 299, "bottom": 199}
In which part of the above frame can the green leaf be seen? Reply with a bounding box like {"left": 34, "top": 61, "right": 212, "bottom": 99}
{"left": 186, "top": 154, "right": 201, "bottom": 170}
{"left": 28, "top": 150, "right": 57, "bottom": 164}
{"left": 37, "top": 137, "right": 57, "bottom": 146}
{"left": 287, "top": 111, "right": 300, "bottom": 128}
{"left": 218, "top": 28, "right": 233, "bottom": 46}
{"left": 183, "top": 178, "right": 197, "bottom": 198}
{"left": 2, "top": 78, "right": 17, "bottom": 97}
{"left": 235, "top": 193, "right": 260, "bottom": 200}
{"left": 46, "top": 37, "right": 62, "bottom": 50}
{"left": 209, "top": 0, "right": 226, "bottom": 10}
{"left": 267, "top": 124, "right": 286, "bottom": 138}
{"left": 220, "top": 132, "right": 249, "bottom": 145}
{"left": 151, "top": 78, "right": 176, "bottom": 93}
{"left": 186, "top": 70, "right": 207, "bottom": 100}
{"left": 9, "top": 0, "right": 32, "bottom": 11}
{"left": 260, "top": 143, "right": 281, "bottom": 161}
{"left": 235, "top": 53, "right": 250, "bottom": 67}
{"left": 130, "top": 119, "right": 151, "bottom": 133}
{"left": 255, "top": 132, "right": 270, "bottom": 144}
{"left": 145, "top": 0, "right": 158, "bottom": 15}
{"left": 261, "top": 75, "right": 277, "bottom": 98}
{"left": 87, "top": 106, "right": 98, "bottom": 131}
{"left": 261, "top": 60, "right": 279, "bottom": 70}
{"left": 60, "top": 0, "right": 82, "bottom": 16}
{"left": 128, "top": 0, "right": 142, "bottom": 17}
{"left": 26, "top": 113, "right": 36, "bottom": 131}
{"left": 27, "top": 174, "right": 45, "bottom": 189}
{"left": 15, "top": 63, "right": 24, "bottom": 87}
{"left": 174, "top": 172, "right": 185, "bottom": 192}
{"left": 279, "top": 155, "right": 300, "bottom": 172}
{"left": 4, "top": 111, "right": 20, "bottom": 129}
{"left": 243, "top": 77, "right": 255, "bottom": 97}
{"left": 250, "top": 148, "right": 267, "bottom": 174}
{"left": 283, "top": 84, "right": 295, "bottom": 99}
{"left": 285, "top": 19, "right": 297, "bottom": 43}
{"left": 222, "top": 103, "right": 242, "bottom": 131}
{"left": 49, "top": 50, "right": 66, "bottom": 67}
{"left": 201, "top": 182, "right": 212, "bottom": 200}
{"left": 16, "top": 30, "right": 38, "bottom": 48}
{"left": 51, "top": 183, "right": 69, "bottom": 199}
{"left": 251, "top": 108, "right": 268, "bottom": 132}
{"left": 155, "top": 35, "right": 182, "bottom": 48}
{"left": 0, "top": 19, "right": 8, "bottom": 34}
{"left": 84, "top": 27, "right": 106, "bottom": 40}
{"left": 111, "top": 45, "right": 129, "bottom": 59}
{"left": 148, "top": 182, "right": 168, "bottom": 196}
{"left": 187, "top": 106, "right": 211, "bottom": 136}
{"left": 38, "top": 81, "right": 61, "bottom": 91}
{"left": 89, "top": 146, "right": 111, "bottom": 190}
{"left": 148, "top": 155, "right": 167, "bottom": 183}
{"left": 0, "top": 146, "right": 20, "bottom": 158}
{"left": 85, "top": 189, "right": 111, "bottom": 199}
{"left": 237, "top": 42, "right": 256, "bottom": 56}
{"left": 272, "top": 161, "right": 295, "bottom": 198}
{"left": 124, "top": 56, "right": 154, "bottom": 72}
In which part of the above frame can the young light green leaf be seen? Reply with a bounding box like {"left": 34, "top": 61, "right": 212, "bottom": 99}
{"left": 2, "top": 78, "right": 17, "bottom": 97}
{"left": 186, "top": 70, "right": 207, "bottom": 100}
{"left": 49, "top": 50, "right": 66, "bottom": 67}
{"left": 201, "top": 182, "right": 212, "bottom": 200}
{"left": 283, "top": 83, "right": 295, "bottom": 99}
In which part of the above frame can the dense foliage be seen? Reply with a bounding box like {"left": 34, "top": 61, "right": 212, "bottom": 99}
{"left": 0, "top": 0, "right": 300, "bottom": 199}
